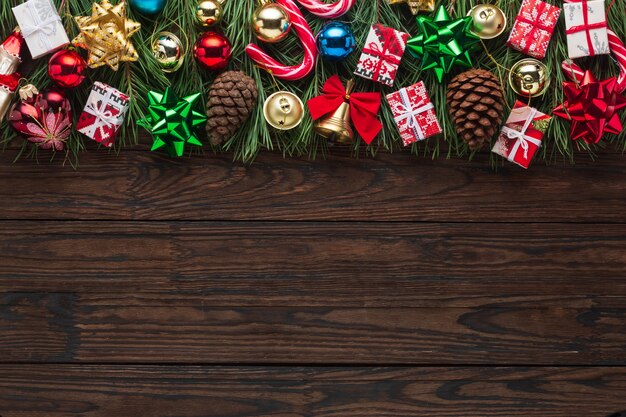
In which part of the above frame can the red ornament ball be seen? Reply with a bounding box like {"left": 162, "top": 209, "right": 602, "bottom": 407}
{"left": 193, "top": 32, "right": 232, "bottom": 72}
{"left": 48, "top": 49, "right": 88, "bottom": 88}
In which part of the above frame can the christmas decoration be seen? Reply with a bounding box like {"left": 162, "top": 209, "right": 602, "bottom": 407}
{"left": 77, "top": 82, "right": 130, "bottom": 148}
{"left": 12, "top": 0, "right": 70, "bottom": 59}
{"left": 506, "top": 0, "right": 560, "bottom": 60}
{"left": 317, "top": 21, "right": 356, "bottom": 63}
{"left": 129, "top": 0, "right": 167, "bottom": 15}
{"left": 467, "top": 4, "right": 506, "bottom": 40}
{"left": 138, "top": 88, "right": 208, "bottom": 157}
{"left": 263, "top": 91, "right": 304, "bottom": 130}
{"left": 193, "top": 31, "right": 232, "bottom": 72}
{"left": 386, "top": 81, "right": 441, "bottom": 147}
{"left": 492, "top": 101, "right": 551, "bottom": 169}
{"left": 295, "top": 0, "right": 355, "bottom": 18}
{"left": 354, "top": 24, "right": 409, "bottom": 87}
{"left": 48, "top": 50, "right": 88, "bottom": 89}
{"left": 447, "top": 68, "right": 505, "bottom": 150}
{"left": 8, "top": 86, "right": 71, "bottom": 151}
{"left": 407, "top": 6, "right": 480, "bottom": 82}
{"left": 152, "top": 32, "right": 185, "bottom": 73}
{"left": 508, "top": 58, "right": 550, "bottom": 97}
{"left": 206, "top": 71, "right": 259, "bottom": 145}
{"left": 252, "top": 1, "right": 292, "bottom": 43}
{"left": 72, "top": 0, "right": 141, "bottom": 71}
{"left": 564, "top": 0, "right": 609, "bottom": 59}
{"left": 0, "top": 31, "right": 25, "bottom": 122}
{"left": 386, "top": 0, "right": 435, "bottom": 15}
{"left": 308, "top": 75, "right": 382, "bottom": 145}
{"left": 246, "top": 0, "right": 317, "bottom": 81}
{"left": 196, "top": 0, "right": 223, "bottom": 27}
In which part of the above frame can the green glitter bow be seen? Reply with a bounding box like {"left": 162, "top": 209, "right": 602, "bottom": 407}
{"left": 138, "top": 88, "right": 208, "bottom": 157}
{"left": 407, "top": 6, "right": 480, "bottom": 82}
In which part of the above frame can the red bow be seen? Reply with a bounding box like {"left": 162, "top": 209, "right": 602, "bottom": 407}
{"left": 307, "top": 75, "right": 382, "bottom": 144}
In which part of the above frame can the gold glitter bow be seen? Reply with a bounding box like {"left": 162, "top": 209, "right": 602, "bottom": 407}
{"left": 386, "top": 0, "right": 435, "bottom": 15}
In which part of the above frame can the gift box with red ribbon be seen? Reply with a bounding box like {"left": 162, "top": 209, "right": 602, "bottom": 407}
{"left": 354, "top": 24, "right": 409, "bottom": 87}
{"left": 492, "top": 101, "right": 551, "bottom": 169}
{"left": 564, "top": 0, "right": 610, "bottom": 59}
{"left": 506, "top": 0, "right": 561, "bottom": 59}
{"left": 386, "top": 81, "right": 441, "bottom": 146}
{"left": 77, "top": 82, "right": 130, "bottom": 148}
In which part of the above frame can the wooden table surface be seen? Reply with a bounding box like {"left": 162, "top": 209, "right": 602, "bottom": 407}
{"left": 1, "top": 147, "right": 626, "bottom": 416}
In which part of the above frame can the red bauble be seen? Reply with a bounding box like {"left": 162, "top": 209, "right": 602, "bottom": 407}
{"left": 48, "top": 50, "right": 88, "bottom": 88}
{"left": 193, "top": 32, "right": 232, "bottom": 71}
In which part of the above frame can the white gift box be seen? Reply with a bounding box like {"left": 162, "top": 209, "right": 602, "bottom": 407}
{"left": 12, "top": 0, "right": 69, "bottom": 59}
{"left": 563, "top": 0, "right": 610, "bottom": 59}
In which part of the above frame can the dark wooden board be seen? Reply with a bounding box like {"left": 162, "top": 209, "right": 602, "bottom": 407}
{"left": 1, "top": 365, "right": 626, "bottom": 417}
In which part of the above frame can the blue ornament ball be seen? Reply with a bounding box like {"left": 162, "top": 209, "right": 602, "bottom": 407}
{"left": 316, "top": 22, "right": 356, "bottom": 63}
{"left": 129, "top": 0, "right": 167, "bottom": 16}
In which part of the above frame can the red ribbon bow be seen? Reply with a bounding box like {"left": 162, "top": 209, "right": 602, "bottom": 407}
{"left": 307, "top": 75, "right": 382, "bottom": 144}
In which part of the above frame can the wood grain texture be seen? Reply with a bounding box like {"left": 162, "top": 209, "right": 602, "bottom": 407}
{"left": 2, "top": 150, "right": 626, "bottom": 222}
{"left": 1, "top": 365, "right": 626, "bottom": 417}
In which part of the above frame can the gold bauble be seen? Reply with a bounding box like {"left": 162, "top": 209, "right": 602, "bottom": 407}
{"left": 467, "top": 4, "right": 507, "bottom": 39}
{"left": 152, "top": 32, "right": 184, "bottom": 73}
{"left": 196, "top": 0, "right": 223, "bottom": 27}
{"left": 252, "top": 1, "right": 292, "bottom": 43}
{"left": 509, "top": 58, "right": 550, "bottom": 97}
{"left": 386, "top": 0, "right": 435, "bottom": 15}
{"left": 263, "top": 91, "right": 304, "bottom": 130}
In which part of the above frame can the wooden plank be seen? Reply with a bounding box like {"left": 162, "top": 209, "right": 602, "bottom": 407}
{"left": 2, "top": 291, "right": 626, "bottom": 364}
{"left": 2, "top": 150, "right": 626, "bottom": 222}
{"left": 1, "top": 365, "right": 625, "bottom": 416}
{"left": 1, "top": 221, "right": 625, "bottom": 308}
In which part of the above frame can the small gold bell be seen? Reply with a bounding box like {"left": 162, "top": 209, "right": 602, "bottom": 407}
{"left": 313, "top": 79, "right": 355, "bottom": 145}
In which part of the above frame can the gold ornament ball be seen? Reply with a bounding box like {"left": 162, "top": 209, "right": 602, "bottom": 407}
{"left": 263, "top": 91, "right": 304, "bottom": 130}
{"left": 196, "top": 0, "right": 223, "bottom": 27}
{"left": 252, "top": 2, "right": 292, "bottom": 43}
{"left": 467, "top": 4, "right": 507, "bottom": 39}
{"left": 152, "top": 32, "right": 185, "bottom": 73}
{"left": 509, "top": 58, "right": 550, "bottom": 97}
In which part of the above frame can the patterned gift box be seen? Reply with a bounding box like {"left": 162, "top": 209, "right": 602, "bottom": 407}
{"left": 492, "top": 101, "right": 551, "bottom": 169}
{"left": 506, "top": 0, "right": 561, "bottom": 59}
{"left": 386, "top": 81, "right": 441, "bottom": 146}
{"left": 355, "top": 24, "right": 409, "bottom": 87}
{"left": 12, "top": 0, "right": 69, "bottom": 59}
{"left": 77, "top": 82, "right": 130, "bottom": 148}
{"left": 564, "top": 0, "right": 610, "bottom": 59}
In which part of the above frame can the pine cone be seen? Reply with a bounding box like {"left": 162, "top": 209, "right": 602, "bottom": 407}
{"left": 446, "top": 69, "right": 505, "bottom": 151}
{"left": 206, "top": 71, "right": 258, "bottom": 146}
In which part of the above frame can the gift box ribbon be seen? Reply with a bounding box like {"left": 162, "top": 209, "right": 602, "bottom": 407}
{"left": 19, "top": 0, "right": 61, "bottom": 52}
{"left": 362, "top": 33, "right": 402, "bottom": 81}
{"left": 515, "top": 1, "right": 557, "bottom": 55}
{"left": 565, "top": 1, "right": 607, "bottom": 57}
{"left": 501, "top": 107, "right": 542, "bottom": 161}
{"left": 392, "top": 87, "right": 434, "bottom": 141}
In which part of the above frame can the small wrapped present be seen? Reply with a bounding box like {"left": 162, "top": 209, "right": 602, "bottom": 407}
{"left": 355, "top": 24, "right": 409, "bottom": 87}
{"left": 492, "top": 101, "right": 551, "bottom": 169}
{"left": 77, "top": 82, "right": 130, "bottom": 148}
{"left": 12, "top": 0, "right": 69, "bottom": 59}
{"left": 564, "top": 0, "right": 609, "bottom": 59}
{"left": 386, "top": 81, "right": 441, "bottom": 146}
{"left": 506, "top": 0, "right": 561, "bottom": 59}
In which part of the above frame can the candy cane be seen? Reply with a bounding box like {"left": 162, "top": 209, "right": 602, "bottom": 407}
{"left": 245, "top": 0, "right": 317, "bottom": 81}
{"left": 295, "top": 0, "right": 356, "bottom": 18}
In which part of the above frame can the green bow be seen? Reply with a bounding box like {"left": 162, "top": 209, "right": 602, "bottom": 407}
{"left": 407, "top": 6, "right": 480, "bottom": 82}
{"left": 139, "top": 88, "right": 208, "bottom": 157}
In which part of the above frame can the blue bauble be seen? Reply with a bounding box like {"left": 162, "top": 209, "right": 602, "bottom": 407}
{"left": 129, "top": 0, "right": 167, "bottom": 16}
{"left": 316, "top": 22, "right": 356, "bottom": 63}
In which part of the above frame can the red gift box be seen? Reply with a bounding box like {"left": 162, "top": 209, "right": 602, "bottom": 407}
{"left": 355, "top": 24, "right": 409, "bottom": 87}
{"left": 77, "top": 82, "right": 130, "bottom": 148}
{"left": 506, "top": 0, "right": 561, "bottom": 59}
{"left": 492, "top": 101, "right": 551, "bottom": 169}
{"left": 386, "top": 81, "right": 441, "bottom": 146}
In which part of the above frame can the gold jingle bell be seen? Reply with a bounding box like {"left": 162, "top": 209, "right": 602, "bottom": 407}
{"left": 151, "top": 31, "right": 185, "bottom": 73}
{"left": 252, "top": 0, "right": 292, "bottom": 43}
{"left": 196, "top": 0, "right": 223, "bottom": 27}
{"left": 509, "top": 58, "right": 550, "bottom": 97}
{"left": 263, "top": 91, "right": 304, "bottom": 130}
{"left": 467, "top": 4, "right": 507, "bottom": 39}
{"left": 313, "top": 79, "right": 355, "bottom": 145}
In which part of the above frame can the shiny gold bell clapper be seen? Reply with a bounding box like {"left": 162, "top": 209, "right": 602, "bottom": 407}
{"left": 313, "top": 79, "right": 355, "bottom": 145}
{"left": 264, "top": 91, "right": 304, "bottom": 130}
{"left": 467, "top": 4, "right": 507, "bottom": 39}
{"left": 509, "top": 58, "right": 550, "bottom": 97}
{"left": 252, "top": 0, "right": 292, "bottom": 43}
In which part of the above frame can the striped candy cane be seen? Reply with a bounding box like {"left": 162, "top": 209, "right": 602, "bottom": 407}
{"left": 295, "top": 0, "right": 356, "bottom": 18}
{"left": 245, "top": 0, "right": 318, "bottom": 81}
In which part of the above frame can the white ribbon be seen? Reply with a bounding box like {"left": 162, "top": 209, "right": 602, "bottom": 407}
{"left": 83, "top": 97, "right": 121, "bottom": 143}
{"left": 392, "top": 87, "right": 434, "bottom": 141}
{"left": 20, "top": 0, "right": 61, "bottom": 52}
{"left": 501, "top": 107, "right": 542, "bottom": 162}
